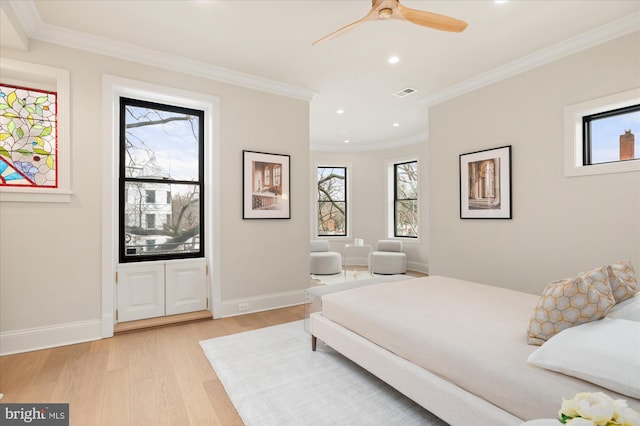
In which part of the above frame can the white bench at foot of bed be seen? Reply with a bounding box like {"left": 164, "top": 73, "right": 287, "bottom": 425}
{"left": 310, "top": 312, "right": 522, "bottom": 426}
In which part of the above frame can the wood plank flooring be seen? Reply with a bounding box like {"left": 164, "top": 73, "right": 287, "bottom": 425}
{"left": 0, "top": 305, "right": 304, "bottom": 426}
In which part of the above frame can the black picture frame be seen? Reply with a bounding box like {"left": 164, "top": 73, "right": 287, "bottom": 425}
{"left": 242, "top": 150, "right": 290, "bottom": 219}
{"left": 460, "top": 145, "right": 512, "bottom": 219}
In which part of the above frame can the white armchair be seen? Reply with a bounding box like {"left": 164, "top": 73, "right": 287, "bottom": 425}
{"left": 310, "top": 240, "right": 342, "bottom": 275}
{"left": 370, "top": 240, "right": 406, "bottom": 274}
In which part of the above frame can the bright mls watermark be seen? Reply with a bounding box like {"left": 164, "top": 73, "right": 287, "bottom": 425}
{"left": 1, "top": 404, "right": 69, "bottom": 425}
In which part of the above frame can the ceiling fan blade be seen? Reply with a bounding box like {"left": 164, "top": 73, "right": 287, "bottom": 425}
{"left": 312, "top": 6, "right": 378, "bottom": 46}
{"left": 397, "top": 4, "right": 468, "bottom": 32}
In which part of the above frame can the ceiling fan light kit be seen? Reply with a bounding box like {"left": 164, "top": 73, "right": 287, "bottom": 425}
{"left": 378, "top": 7, "right": 393, "bottom": 19}
{"left": 312, "top": 0, "right": 468, "bottom": 46}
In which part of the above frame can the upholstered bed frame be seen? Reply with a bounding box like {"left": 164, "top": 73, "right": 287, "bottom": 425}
{"left": 311, "top": 312, "right": 522, "bottom": 425}
{"left": 309, "top": 275, "right": 640, "bottom": 425}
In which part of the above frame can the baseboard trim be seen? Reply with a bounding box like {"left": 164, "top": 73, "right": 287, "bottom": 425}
{"left": 0, "top": 319, "right": 102, "bottom": 356}
{"left": 407, "top": 261, "right": 428, "bottom": 274}
{"left": 220, "top": 289, "right": 306, "bottom": 318}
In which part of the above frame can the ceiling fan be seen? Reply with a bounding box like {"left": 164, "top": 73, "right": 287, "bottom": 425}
{"left": 312, "top": 0, "right": 468, "bottom": 45}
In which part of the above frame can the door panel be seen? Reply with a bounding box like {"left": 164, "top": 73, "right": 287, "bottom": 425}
{"left": 165, "top": 259, "right": 207, "bottom": 315}
{"left": 117, "top": 263, "right": 165, "bottom": 322}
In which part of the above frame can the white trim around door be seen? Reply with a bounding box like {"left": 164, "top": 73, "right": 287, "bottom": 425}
{"left": 101, "top": 75, "right": 221, "bottom": 338}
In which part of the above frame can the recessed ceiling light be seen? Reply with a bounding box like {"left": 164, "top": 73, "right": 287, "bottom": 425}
{"left": 495, "top": 0, "right": 508, "bottom": 3}
{"left": 393, "top": 123, "right": 400, "bottom": 127}
{"left": 344, "top": 139, "right": 350, "bottom": 143}
{"left": 388, "top": 56, "right": 400, "bottom": 64}
{"left": 336, "top": 109, "right": 344, "bottom": 114}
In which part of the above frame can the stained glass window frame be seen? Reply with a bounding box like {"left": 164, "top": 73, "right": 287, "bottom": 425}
{"left": 0, "top": 59, "right": 70, "bottom": 202}
{"left": 0, "top": 82, "right": 58, "bottom": 188}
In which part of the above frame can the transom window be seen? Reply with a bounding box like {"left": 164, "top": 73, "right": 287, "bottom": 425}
{"left": 583, "top": 104, "right": 639, "bottom": 165}
{"left": 394, "top": 160, "right": 418, "bottom": 238}
{"left": 317, "top": 166, "right": 347, "bottom": 237}
{"left": 119, "top": 97, "right": 204, "bottom": 262}
{"left": 564, "top": 88, "right": 640, "bottom": 177}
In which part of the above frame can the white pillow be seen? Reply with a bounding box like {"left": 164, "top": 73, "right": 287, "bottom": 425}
{"left": 607, "top": 293, "right": 640, "bottom": 322}
{"left": 527, "top": 318, "right": 640, "bottom": 399}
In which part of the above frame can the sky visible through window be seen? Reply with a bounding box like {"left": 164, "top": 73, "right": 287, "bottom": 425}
{"left": 126, "top": 105, "right": 199, "bottom": 181}
{"left": 590, "top": 110, "right": 640, "bottom": 164}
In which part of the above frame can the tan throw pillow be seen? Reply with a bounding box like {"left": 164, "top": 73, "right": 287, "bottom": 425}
{"left": 527, "top": 266, "right": 615, "bottom": 346}
{"left": 607, "top": 260, "right": 639, "bottom": 304}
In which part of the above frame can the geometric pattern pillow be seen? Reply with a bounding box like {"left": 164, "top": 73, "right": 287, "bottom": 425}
{"left": 607, "top": 260, "right": 639, "bottom": 304}
{"left": 527, "top": 266, "right": 615, "bottom": 346}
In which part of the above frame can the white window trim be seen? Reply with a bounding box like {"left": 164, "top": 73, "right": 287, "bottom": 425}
{"left": 386, "top": 155, "right": 420, "bottom": 242}
{"left": 314, "top": 162, "right": 351, "bottom": 241}
{"left": 564, "top": 88, "right": 640, "bottom": 177}
{"left": 0, "top": 58, "right": 72, "bottom": 202}
{"left": 101, "top": 75, "right": 220, "bottom": 337}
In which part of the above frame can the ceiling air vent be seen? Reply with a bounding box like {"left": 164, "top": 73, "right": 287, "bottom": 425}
{"left": 393, "top": 87, "right": 418, "bottom": 98}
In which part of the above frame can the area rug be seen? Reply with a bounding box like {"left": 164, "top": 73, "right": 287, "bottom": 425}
{"left": 200, "top": 320, "right": 448, "bottom": 426}
{"left": 311, "top": 270, "right": 374, "bottom": 285}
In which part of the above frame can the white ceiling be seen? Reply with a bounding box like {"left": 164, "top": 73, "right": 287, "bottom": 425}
{"left": 2, "top": 0, "right": 639, "bottom": 150}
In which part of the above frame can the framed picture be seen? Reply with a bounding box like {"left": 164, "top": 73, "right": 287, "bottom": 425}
{"left": 243, "top": 150, "right": 290, "bottom": 219}
{"left": 460, "top": 145, "right": 512, "bottom": 219}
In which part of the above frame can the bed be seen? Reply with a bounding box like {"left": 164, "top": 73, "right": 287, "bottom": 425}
{"left": 309, "top": 275, "right": 640, "bottom": 425}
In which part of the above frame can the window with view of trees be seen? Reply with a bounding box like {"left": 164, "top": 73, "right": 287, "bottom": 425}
{"left": 317, "top": 166, "right": 347, "bottom": 236}
{"left": 119, "top": 97, "right": 204, "bottom": 262}
{"left": 583, "top": 104, "right": 639, "bottom": 165}
{"left": 394, "top": 160, "right": 418, "bottom": 238}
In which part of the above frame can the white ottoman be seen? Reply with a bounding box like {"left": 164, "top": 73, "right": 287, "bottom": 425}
{"left": 310, "top": 240, "right": 342, "bottom": 275}
{"left": 370, "top": 240, "right": 406, "bottom": 274}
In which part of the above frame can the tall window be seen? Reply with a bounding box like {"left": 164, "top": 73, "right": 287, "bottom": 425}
{"left": 119, "top": 97, "right": 204, "bottom": 262}
{"left": 394, "top": 160, "right": 418, "bottom": 238}
{"left": 583, "top": 104, "right": 639, "bottom": 165}
{"left": 317, "top": 166, "right": 347, "bottom": 236}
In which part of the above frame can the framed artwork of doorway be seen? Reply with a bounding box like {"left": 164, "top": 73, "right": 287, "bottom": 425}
{"left": 242, "top": 150, "right": 290, "bottom": 219}
{"left": 459, "top": 145, "right": 512, "bottom": 219}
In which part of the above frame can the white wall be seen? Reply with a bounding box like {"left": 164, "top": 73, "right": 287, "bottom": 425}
{"left": 0, "top": 40, "right": 310, "bottom": 353}
{"left": 311, "top": 142, "right": 429, "bottom": 273}
{"left": 428, "top": 32, "right": 640, "bottom": 295}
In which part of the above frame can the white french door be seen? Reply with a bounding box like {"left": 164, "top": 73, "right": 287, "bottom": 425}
{"left": 117, "top": 258, "right": 207, "bottom": 322}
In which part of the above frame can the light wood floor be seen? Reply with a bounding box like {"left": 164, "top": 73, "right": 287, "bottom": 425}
{"left": 0, "top": 305, "right": 304, "bottom": 426}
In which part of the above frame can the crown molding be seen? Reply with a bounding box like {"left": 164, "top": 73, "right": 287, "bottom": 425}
{"left": 420, "top": 11, "right": 640, "bottom": 108}
{"left": 7, "top": 1, "right": 638, "bottom": 150}
{"left": 0, "top": 1, "right": 30, "bottom": 50}
{"left": 5, "top": 0, "right": 316, "bottom": 102}
{"left": 315, "top": 11, "right": 640, "bottom": 151}
{"left": 311, "top": 132, "right": 428, "bottom": 153}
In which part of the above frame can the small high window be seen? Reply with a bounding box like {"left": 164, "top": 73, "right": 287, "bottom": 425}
{"left": 583, "top": 104, "right": 639, "bottom": 165}
{"left": 564, "top": 89, "right": 640, "bottom": 177}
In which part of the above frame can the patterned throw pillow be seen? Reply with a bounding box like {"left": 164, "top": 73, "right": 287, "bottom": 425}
{"left": 527, "top": 266, "right": 615, "bottom": 346}
{"left": 607, "top": 260, "right": 639, "bottom": 303}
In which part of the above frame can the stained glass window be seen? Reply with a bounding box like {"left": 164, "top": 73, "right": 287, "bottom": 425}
{"left": 0, "top": 83, "right": 58, "bottom": 188}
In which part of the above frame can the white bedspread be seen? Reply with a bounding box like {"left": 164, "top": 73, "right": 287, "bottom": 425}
{"left": 321, "top": 275, "right": 640, "bottom": 420}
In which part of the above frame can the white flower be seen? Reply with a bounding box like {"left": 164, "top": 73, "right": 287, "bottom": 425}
{"left": 614, "top": 405, "right": 640, "bottom": 426}
{"left": 559, "top": 392, "right": 640, "bottom": 426}
{"left": 560, "top": 397, "right": 580, "bottom": 417}
{"left": 573, "top": 392, "right": 615, "bottom": 425}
